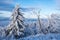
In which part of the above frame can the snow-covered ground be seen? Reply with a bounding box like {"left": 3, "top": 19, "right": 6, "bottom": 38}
{"left": 1, "top": 33, "right": 60, "bottom": 40}
{"left": 0, "top": 14, "right": 60, "bottom": 40}
{"left": 19, "top": 33, "right": 60, "bottom": 40}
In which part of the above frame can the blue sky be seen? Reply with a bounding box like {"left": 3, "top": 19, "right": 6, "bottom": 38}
{"left": 0, "top": 0, "right": 60, "bottom": 18}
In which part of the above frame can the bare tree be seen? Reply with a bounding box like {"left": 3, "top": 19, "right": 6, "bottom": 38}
{"left": 32, "top": 9, "right": 42, "bottom": 34}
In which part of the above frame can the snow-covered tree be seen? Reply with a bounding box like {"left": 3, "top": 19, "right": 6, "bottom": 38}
{"left": 5, "top": 5, "right": 25, "bottom": 39}
{"left": 32, "top": 9, "right": 43, "bottom": 34}
{"left": 50, "top": 14, "right": 60, "bottom": 33}
{"left": 47, "top": 14, "right": 60, "bottom": 33}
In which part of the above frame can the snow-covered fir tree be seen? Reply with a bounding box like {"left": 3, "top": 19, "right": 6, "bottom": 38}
{"left": 5, "top": 5, "right": 25, "bottom": 39}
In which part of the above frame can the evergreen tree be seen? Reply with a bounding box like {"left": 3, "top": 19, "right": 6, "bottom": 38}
{"left": 5, "top": 5, "right": 25, "bottom": 39}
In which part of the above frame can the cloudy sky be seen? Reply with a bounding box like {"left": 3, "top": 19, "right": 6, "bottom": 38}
{"left": 0, "top": 0, "right": 60, "bottom": 18}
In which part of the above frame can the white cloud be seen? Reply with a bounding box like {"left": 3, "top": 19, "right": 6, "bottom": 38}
{"left": 0, "top": 10, "right": 48, "bottom": 19}
{"left": 0, "top": 11, "right": 12, "bottom": 17}
{"left": 23, "top": 10, "right": 48, "bottom": 19}
{"left": 1, "top": 0, "right": 14, "bottom": 4}
{"left": 40, "top": 15, "right": 48, "bottom": 18}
